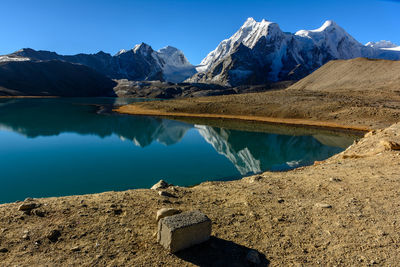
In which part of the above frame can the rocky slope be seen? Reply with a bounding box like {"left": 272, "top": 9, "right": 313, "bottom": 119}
{"left": 4, "top": 43, "right": 196, "bottom": 83}
{"left": 288, "top": 57, "right": 400, "bottom": 92}
{"left": 187, "top": 18, "right": 400, "bottom": 86}
{"left": 0, "top": 61, "right": 117, "bottom": 97}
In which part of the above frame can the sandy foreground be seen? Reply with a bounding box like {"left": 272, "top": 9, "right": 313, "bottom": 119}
{"left": 0, "top": 121, "right": 399, "bottom": 266}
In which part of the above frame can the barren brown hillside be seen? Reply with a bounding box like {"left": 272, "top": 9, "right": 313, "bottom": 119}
{"left": 289, "top": 58, "right": 400, "bottom": 92}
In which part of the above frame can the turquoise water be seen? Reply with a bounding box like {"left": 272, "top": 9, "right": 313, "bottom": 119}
{"left": 0, "top": 98, "right": 354, "bottom": 203}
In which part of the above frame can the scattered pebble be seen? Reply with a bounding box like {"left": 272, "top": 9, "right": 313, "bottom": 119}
{"left": 47, "top": 230, "right": 61, "bottom": 242}
{"left": 113, "top": 209, "right": 123, "bottom": 215}
{"left": 329, "top": 177, "right": 342, "bottom": 182}
{"left": 0, "top": 248, "right": 8, "bottom": 253}
{"left": 70, "top": 246, "right": 81, "bottom": 252}
{"left": 246, "top": 250, "right": 261, "bottom": 264}
{"left": 277, "top": 198, "right": 285, "bottom": 203}
{"left": 248, "top": 176, "right": 262, "bottom": 183}
{"left": 315, "top": 203, "right": 332, "bottom": 209}
{"left": 22, "top": 231, "right": 30, "bottom": 240}
{"left": 158, "top": 191, "right": 177, "bottom": 198}
{"left": 34, "top": 210, "right": 45, "bottom": 217}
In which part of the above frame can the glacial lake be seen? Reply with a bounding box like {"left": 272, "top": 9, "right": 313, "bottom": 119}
{"left": 0, "top": 98, "right": 357, "bottom": 204}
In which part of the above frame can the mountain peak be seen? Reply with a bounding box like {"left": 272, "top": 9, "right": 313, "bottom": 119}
{"left": 243, "top": 17, "right": 256, "bottom": 25}
{"left": 115, "top": 49, "right": 127, "bottom": 56}
{"left": 158, "top": 46, "right": 179, "bottom": 54}
{"left": 133, "top": 43, "right": 153, "bottom": 54}
{"left": 318, "top": 20, "right": 338, "bottom": 31}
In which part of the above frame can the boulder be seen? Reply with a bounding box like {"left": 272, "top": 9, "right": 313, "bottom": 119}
{"left": 157, "top": 210, "right": 211, "bottom": 253}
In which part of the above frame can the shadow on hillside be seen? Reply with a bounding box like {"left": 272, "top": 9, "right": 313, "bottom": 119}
{"left": 175, "top": 236, "right": 269, "bottom": 266}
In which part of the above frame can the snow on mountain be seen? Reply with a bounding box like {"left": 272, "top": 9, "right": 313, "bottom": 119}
{"left": 0, "top": 55, "right": 30, "bottom": 62}
{"left": 294, "top": 20, "right": 364, "bottom": 59}
{"left": 157, "top": 46, "right": 196, "bottom": 83}
{"left": 366, "top": 40, "right": 398, "bottom": 49}
{"left": 3, "top": 43, "right": 196, "bottom": 83}
{"left": 197, "top": 17, "right": 282, "bottom": 73}
{"left": 188, "top": 18, "right": 400, "bottom": 86}
{"left": 384, "top": 46, "right": 400, "bottom": 52}
{"left": 114, "top": 43, "right": 196, "bottom": 83}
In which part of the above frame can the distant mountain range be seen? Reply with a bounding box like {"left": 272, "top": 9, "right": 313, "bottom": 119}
{"left": 0, "top": 18, "right": 399, "bottom": 95}
{"left": 188, "top": 18, "right": 400, "bottom": 86}
{"left": 0, "top": 43, "right": 196, "bottom": 83}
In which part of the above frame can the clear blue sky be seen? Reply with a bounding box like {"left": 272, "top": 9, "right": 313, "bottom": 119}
{"left": 0, "top": 0, "right": 398, "bottom": 64}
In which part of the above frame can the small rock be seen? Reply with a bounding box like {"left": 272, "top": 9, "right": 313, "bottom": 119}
{"left": 329, "top": 177, "right": 342, "bottom": 182}
{"left": 34, "top": 240, "right": 41, "bottom": 246}
{"left": 381, "top": 140, "right": 400, "bottom": 150}
{"left": 71, "top": 246, "right": 81, "bottom": 252}
{"left": 156, "top": 208, "right": 181, "bottom": 222}
{"left": 18, "top": 203, "right": 37, "bottom": 212}
{"left": 151, "top": 180, "right": 170, "bottom": 190}
{"left": 47, "top": 230, "right": 61, "bottom": 242}
{"left": 113, "top": 209, "right": 123, "bottom": 215}
{"left": 277, "top": 198, "right": 284, "bottom": 203}
{"left": 246, "top": 250, "right": 261, "bottom": 264}
{"left": 158, "top": 191, "right": 177, "bottom": 198}
{"left": 315, "top": 203, "right": 332, "bottom": 209}
{"left": 0, "top": 248, "right": 8, "bottom": 253}
{"left": 273, "top": 216, "right": 285, "bottom": 222}
{"left": 22, "top": 233, "right": 30, "bottom": 240}
{"left": 33, "top": 210, "right": 45, "bottom": 217}
{"left": 248, "top": 175, "right": 262, "bottom": 183}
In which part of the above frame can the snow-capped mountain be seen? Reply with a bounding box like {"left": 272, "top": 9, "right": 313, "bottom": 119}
{"left": 188, "top": 18, "right": 400, "bottom": 86}
{"left": 157, "top": 46, "right": 197, "bottom": 83}
{"left": 366, "top": 40, "right": 400, "bottom": 52}
{"left": 4, "top": 43, "right": 196, "bottom": 83}
{"left": 366, "top": 40, "right": 398, "bottom": 49}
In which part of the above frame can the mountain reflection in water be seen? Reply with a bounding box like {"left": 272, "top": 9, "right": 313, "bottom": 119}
{"left": 0, "top": 98, "right": 354, "bottom": 202}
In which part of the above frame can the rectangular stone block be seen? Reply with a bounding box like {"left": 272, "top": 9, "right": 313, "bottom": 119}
{"left": 157, "top": 210, "right": 211, "bottom": 253}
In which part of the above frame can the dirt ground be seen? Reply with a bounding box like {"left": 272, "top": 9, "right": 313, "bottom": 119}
{"left": 0, "top": 121, "right": 400, "bottom": 266}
